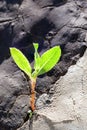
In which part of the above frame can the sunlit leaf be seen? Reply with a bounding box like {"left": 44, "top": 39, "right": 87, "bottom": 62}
{"left": 33, "top": 43, "right": 41, "bottom": 71}
{"left": 10, "top": 48, "right": 32, "bottom": 78}
{"left": 36, "top": 46, "right": 61, "bottom": 76}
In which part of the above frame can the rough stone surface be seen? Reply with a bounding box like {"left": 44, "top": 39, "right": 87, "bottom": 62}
{"left": 0, "top": 0, "right": 87, "bottom": 129}
{"left": 38, "top": 49, "right": 87, "bottom": 130}
{"left": 20, "top": 45, "right": 87, "bottom": 130}
{"left": 0, "top": 59, "right": 29, "bottom": 130}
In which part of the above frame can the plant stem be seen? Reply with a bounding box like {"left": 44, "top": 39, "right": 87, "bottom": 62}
{"left": 30, "top": 78, "right": 36, "bottom": 111}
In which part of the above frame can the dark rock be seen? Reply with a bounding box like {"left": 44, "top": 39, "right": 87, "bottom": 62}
{"left": 0, "top": 0, "right": 87, "bottom": 129}
{"left": 36, "top": 76, "right": 54, "bottom": 94}
{"left": 33, "top": 0, "right": 67, "bottom": 8}
{"left": 0, "top": 58, "right": 29, "bottom": 130}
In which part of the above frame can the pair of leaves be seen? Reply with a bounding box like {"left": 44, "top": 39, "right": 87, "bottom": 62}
{"left": 10, "top": 43, "right": 61, "bottom": 80}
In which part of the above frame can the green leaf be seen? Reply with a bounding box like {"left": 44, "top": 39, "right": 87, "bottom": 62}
{"left": 37, "top": 46, "right": 61, "bottom": 76}
{"left": 33, "top": 43, "right": 41, "bottom": 71}
{"left": 10, "top": 47, "right": 32, "bottom": 78}
{"left": 33, "top": 43, "right": 38, "bottom": 51}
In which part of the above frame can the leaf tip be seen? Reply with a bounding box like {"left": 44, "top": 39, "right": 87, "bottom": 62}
{"left": 10, "top": 47, "right": 13, "bottom": 54}
{"left": 55, "top": 46, "right": 61, "bottom": 56}
{"left": 33, "top": 43, "right": 39, "bottom": 50}
{"left": 9, "top": 47, "right": 12, "bottom": 51}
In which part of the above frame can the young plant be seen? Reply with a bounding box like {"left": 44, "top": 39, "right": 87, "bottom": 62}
{"left": 10, "top": 43, "right": 61, "bottom": 112}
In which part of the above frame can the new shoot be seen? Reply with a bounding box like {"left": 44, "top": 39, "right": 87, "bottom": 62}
{"left": 10, "top": 43, "right": 61, "bottom": 112}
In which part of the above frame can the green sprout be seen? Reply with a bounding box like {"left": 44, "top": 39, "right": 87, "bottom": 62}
{"left": 28, "top": 110, "right": 33, "bottom": 119}
{"left": 10, "top": 43, "right": 61, "bottom": 112}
